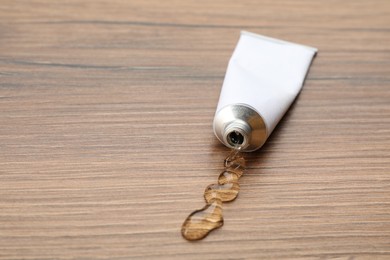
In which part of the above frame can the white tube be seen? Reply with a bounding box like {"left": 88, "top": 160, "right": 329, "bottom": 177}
{"left": 213, "top": 31, "right": 317, "bottom": 151}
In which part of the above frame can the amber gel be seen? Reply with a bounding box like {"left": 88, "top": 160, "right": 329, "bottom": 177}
{"left": 182, "top": 31, "right": 317, "bottom": 241}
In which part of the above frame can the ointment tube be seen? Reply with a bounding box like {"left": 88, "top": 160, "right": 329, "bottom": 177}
{"left": 213, "top": 31, "right": 317, "bottom": 151}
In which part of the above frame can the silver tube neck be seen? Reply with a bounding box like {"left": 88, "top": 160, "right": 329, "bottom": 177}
{"left": 213, "top": 104, "right": 267, "bottom": 152}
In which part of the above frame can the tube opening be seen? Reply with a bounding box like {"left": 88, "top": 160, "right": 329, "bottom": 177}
{"left": 227, "top": 130, "right": 245, "bottom": 147}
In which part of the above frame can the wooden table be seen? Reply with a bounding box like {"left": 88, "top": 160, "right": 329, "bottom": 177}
{"left": 1, "top": 1, "right": 389, "bottom": 259}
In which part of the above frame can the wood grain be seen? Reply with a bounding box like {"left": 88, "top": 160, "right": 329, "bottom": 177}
{"left": 0, "top": 0, "right": 389, "bottom": 259}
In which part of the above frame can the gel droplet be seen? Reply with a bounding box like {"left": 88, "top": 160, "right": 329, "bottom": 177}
{"left": 218, "top": 170, "right": 240, "bottom": 184}
{"left": 181, "top": 199, "right": 223, "bottom": 241}
{"left": 225, "top": 155, "right": 246, "bottom": 171}
{"left": 204, "top": 182, "right": 240, "bottom": 203}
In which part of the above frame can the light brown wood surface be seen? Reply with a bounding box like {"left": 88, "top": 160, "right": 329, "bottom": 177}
{"left": 1, "top": 1, "right": 389, "bottom": 259}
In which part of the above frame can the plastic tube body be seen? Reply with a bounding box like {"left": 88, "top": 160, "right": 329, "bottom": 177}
{"left": 213, "top": 31, "right": 317, "bottom": 151}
